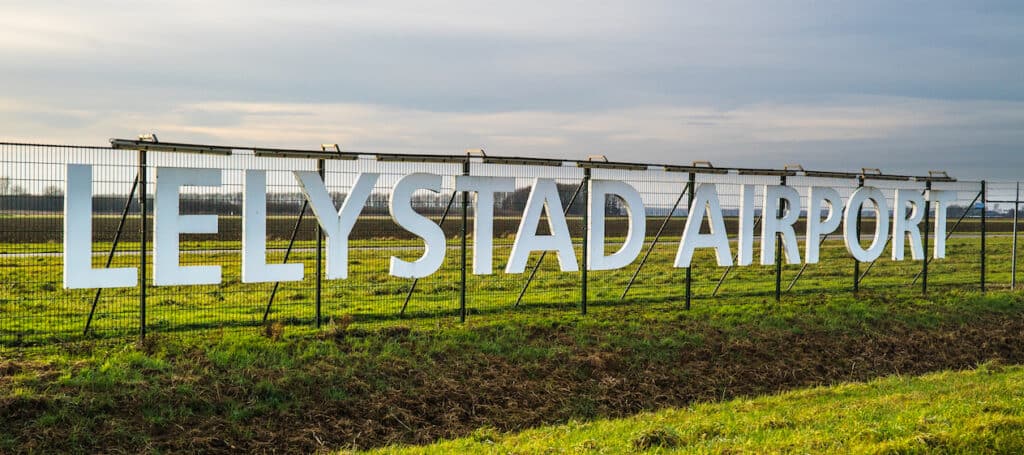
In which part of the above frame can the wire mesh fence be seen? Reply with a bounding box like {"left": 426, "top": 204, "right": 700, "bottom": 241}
{"left": 0, "top": 141, "right": 1016, "bottom": 346}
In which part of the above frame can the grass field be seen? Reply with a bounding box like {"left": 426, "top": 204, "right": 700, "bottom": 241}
{"left": 367, "top": 362, "right": 1024, "bottom": 454}
{"left": 0, "top": 231, "right": 1006, "bottom": 345}
{"left": 2, "top": 144, "right": 1017, "bottom": 453}
{"left": 2, "top": 219, "right": 1021, "bottom": 452}
{"left": 2, "top": 286, "right": 1023, "bottom": 452}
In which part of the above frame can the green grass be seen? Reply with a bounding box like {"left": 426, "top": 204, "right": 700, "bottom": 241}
{"left": 2, "top": 287, "right": 1024, "bottom": 452}
{"left": 1, "top": 227, "right": 1019, "bottom": 451}
{"left": 0, "top": 233, "right": 1007, "bottom": 346}
{"left": 368, "top": 362, "right": 1024, "bottom": 454}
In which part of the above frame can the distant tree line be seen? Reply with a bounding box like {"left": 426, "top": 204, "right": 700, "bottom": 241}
{"left": 0, "top": 179, "right": 623, "bottom": 216}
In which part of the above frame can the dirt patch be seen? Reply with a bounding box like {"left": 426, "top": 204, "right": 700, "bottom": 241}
{"left": 299, "top": 317, "right": 1024, "bottom": 451}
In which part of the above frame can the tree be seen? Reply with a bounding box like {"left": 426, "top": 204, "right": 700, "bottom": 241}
{"left": 605, "top": 193, "right": 626, "bottom": 216}
{"left": 43, "top": 185, "right": 64, "bottom": 196}
{"left": 0, "top": 177, "right": 26, "bottom": 195}
{"left": 496, "top": 182, "right": 586, "bottom": 216}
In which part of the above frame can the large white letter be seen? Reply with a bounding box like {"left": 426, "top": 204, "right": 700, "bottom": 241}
{"left": 455, "top": 175, "right": 515, "bottom": 274}
{"left": 760, "top": 185, "right": 801, "bottom": 265}
{"left": 843, "top": 186, "right": 890, "bottom": 262}
{"left": 587, "top": 179, "right": 646, "bottom": 271}
{"left": 805, "top": 186, "right": 843, "bottom": 264}
{"left": 153, "top": 167, "right": 222, "bottom": 286}
{"left": 506, "top": 178, "right": 579, "bottom": 273}
{"left": 293, "top": 171, "right": 378, "bottom": 279}
{"left": 675, "top": 183, "right": 732, "bottom": 268}
{"left": 892, "top": 189, "right": 925, "bottom": 261}
{"left": 737, "top": 184, "right": 757, "bottom": 266}
{"left": 389, "top": 173, "right": 447, "bottom": 278}
{"left": 927, "top": 190, "right": 956, "bottom": 259}
{"left": 242, "top": 170, "right": 304, "bottom": 283}
{"left": 63, "top": 164, "right": 137, "bottom": 289}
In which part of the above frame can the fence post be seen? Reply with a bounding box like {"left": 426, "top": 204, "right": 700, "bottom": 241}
{"left": 138, "top": 149, "right": 148, "bottom": 341}
{"left": 460, "top": 159, "right": 470, "bottom": 322}
{"left": 853, "top": 175, "right": 864, "bottom": 292}
{"left": 981, "top": 180, "right": 987, "bottom": 293}
{"left": 581, "top": 167, "right": 590, "bottom": 315}
{"left": 685, "top": 172, "right": 695, "bottom": 310}
{"left": 774, "top": 174, "right": 786, "bottom": 301}
{"left": 315, "top": 158, "right": 324, "bottom": 327}
{"left": 1013, "top": 182, "right": 1019, "bottom": 289}
{"left": 922, "top": 180, "right": 931, "bottom": 295}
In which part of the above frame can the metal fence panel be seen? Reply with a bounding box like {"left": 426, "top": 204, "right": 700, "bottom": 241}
{"left": 0, "top": 141, "right": 1010, "bottom": 346}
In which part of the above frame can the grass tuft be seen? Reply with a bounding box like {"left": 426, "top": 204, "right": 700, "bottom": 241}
{"left": 262, "top": 321, "right": 285, "bottom": 341}
{"left": 632, "top": 426, "right": 683, "bottom": 450}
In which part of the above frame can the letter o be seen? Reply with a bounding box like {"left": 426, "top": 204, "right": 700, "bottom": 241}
{"left": 843, "top": 186, "right": 890, "bottom": 262}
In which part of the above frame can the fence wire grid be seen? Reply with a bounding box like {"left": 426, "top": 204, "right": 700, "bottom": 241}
{"left": 0, "top": 141, "right": 1017, "bottom": 346}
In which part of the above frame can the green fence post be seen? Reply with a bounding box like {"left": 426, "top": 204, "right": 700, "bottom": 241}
{"left": 775, "top": 174, "right": 786, "bottom": 302}
{"left": 922, "top": 180, "right": 931, "bottom": 295}
{"left": 685, "top": 172, "right": 695, "bottom": 310}
{"left": 853, "top": 175, "right": 864, "bottom": 292}
{"left": 981, "top": 180, "right": 987, "bottom": 293}
{"left": 460, "top": 159, "right": 470, "bottom": 322}
{"left": 315, "top": 159, "right": 324, "bottom": 328}
{"left": 581, "top": 167, "right": 590, "bottom": 315}
{"left": 1013, "top": 182, "right": 1019, "bottom": 289}
{"left": 138, "top": 149, "right": 148, "bottom": 341}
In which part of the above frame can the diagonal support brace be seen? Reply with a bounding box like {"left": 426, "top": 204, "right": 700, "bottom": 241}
{"left": 263, "top": 199, "right": 309, "bottom": 322}
{"left": 83, "top": 174, "right": 139, "bottom": 336}
{"left": 400, "top": 189, "right": 459, "bottom": 316}
{"left": 514, "top": 179, "right": 587, "bottom": 307}
{"left": 620, "top": 181, "right": 691, "bottom": 300}
{"left": 711, "top": 215, "right": 763, "bottom": 296}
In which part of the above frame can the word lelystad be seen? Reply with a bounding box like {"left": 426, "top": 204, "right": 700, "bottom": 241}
{"left": 62, "top": 165, "right": 955, "bottom": 289}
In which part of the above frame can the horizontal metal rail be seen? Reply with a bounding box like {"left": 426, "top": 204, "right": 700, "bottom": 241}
{"left": 98, "top": 138, "right": 957, "bottom": 182}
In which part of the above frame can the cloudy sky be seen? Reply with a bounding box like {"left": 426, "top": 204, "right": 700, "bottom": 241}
{"left": 1, "top": 1, "right": 1022, "bottom": 179}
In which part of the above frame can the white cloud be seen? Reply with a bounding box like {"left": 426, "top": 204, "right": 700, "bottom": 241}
{"left": 0, "top": 2, "right": 1022, "bottom": 180}
{"left": 2, "top": 96, "right": 1022, "bottom": 179}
